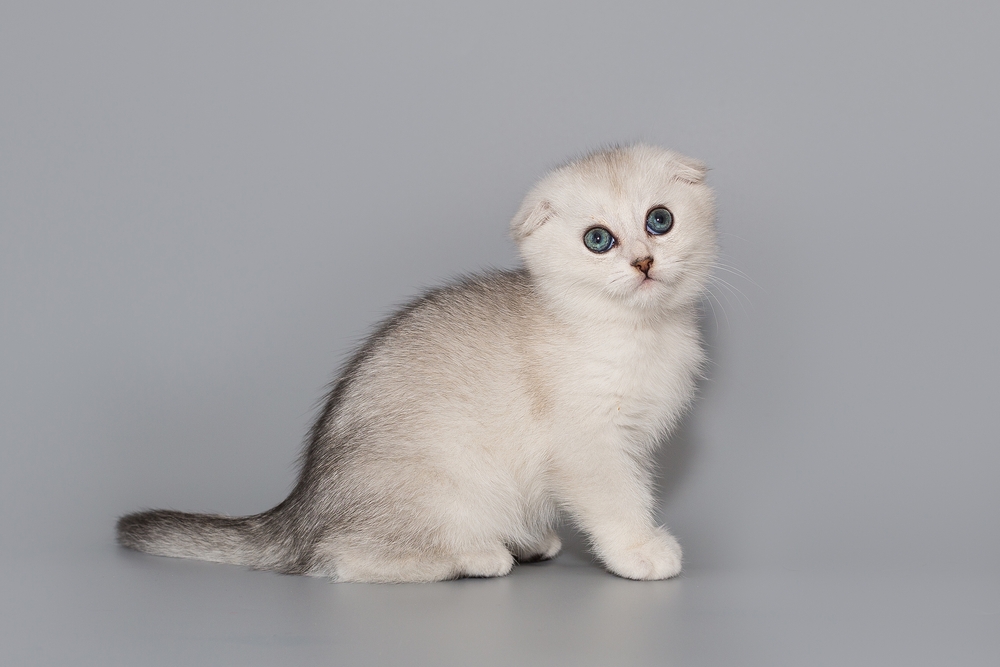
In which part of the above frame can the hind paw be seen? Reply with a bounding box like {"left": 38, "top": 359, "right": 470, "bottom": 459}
{"left": 512, "top": 530, "right": 562, "bottom": 563}
{"left": 458, "top": 548, "right": 515, "bottom": 578}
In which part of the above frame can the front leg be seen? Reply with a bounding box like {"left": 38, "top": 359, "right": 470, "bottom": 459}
{"left": 555, "top": 452, "right": 682, "bottom": 580}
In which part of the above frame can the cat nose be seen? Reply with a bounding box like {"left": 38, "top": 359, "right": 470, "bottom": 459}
{"left": 631, "top": 256, "right": 653, "bottom": 275}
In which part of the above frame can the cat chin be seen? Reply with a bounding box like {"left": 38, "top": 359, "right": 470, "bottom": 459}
{"left": 622, "top": 286, "right": 702, "bottom": 316}
{"left": 614, "top": 276, "right": 672, "bottom": 302}
{"left": 607, "top": 291, "right": 674, "bottom": 315}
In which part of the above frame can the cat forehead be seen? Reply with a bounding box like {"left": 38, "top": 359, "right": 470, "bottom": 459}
{"left": 539, "top": 146, "right": 704, "bottom": 200}
{"left": 510, "top": 145, "right": 709, "bottom": 241}
{"left": 544, "top": 169, "right": 694, "bottom": 219}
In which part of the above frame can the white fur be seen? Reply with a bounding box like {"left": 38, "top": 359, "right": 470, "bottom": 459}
{"left": 318, "top": 145, "right": 716, "bottom": 582}
{"left": 117, "top": 144, "right": 717, "bottom": 583}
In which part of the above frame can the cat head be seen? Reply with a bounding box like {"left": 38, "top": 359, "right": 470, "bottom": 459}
{"left": 511, "top": 144, "right": 717, "bottom": 319}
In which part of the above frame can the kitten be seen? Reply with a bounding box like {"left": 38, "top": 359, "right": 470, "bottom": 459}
{"left": 117, "top": 144, "right": 717, "bottom": 582}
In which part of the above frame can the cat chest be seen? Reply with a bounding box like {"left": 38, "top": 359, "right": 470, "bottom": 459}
{"left": 552, "top": 335, "right": 699, "bottom": 435}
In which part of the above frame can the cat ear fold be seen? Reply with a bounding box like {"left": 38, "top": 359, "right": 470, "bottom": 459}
{"left": 510, "top": 199, "right": 554, "bottom": 240}
{"left": 672, "top": 155, "right": 708, "bottom": 184}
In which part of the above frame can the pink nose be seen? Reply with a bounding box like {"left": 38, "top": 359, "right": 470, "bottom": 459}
{"left": 631, "top": 257, "right": 653, "bottom": 275}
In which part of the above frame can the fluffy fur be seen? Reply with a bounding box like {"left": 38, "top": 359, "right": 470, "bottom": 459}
{"left": 117, "top": 144, "right": 717, "bottom": 582}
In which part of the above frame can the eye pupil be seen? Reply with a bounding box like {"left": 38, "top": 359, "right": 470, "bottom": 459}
{"left": 645, "top": 207, "right": 674, "bottom": 235}
{"left": 583, "top": 227, "right": 615, "bottom": 253}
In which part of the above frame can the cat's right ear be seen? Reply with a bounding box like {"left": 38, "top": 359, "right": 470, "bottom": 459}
{"left": 510, "top": 199, "right": 554, "bottom": 240}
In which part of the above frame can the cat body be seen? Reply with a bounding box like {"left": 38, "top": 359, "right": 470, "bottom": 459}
{"left": 118, "top": 144, "right": 717, "bottom": 582}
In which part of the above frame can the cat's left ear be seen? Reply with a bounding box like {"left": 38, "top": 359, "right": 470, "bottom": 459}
{"left": 672, "top": 155, "right": 708, "bottom": 184}
{"left": 510, "top": 198, "right": 554, "bottom": 240}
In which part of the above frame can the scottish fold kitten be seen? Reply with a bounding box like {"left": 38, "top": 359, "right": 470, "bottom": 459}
{"left": 117, "top": 144, "right": 717, "bottom": 582}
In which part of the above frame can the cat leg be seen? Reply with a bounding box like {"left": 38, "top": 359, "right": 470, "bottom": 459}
{"left": 510, "top": 529, "right": 562, "bottom": 563}
{"left": 325, "top": 548, "right": 451, "bottom": 583}
{"left": 556, "top": 456, "right": 681, "bottom": 580}
{"left": 329, "top": 541, "right": 514, "bottom": 583}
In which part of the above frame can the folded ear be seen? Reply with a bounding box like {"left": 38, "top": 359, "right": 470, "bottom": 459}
{"left": 672, "top": 154, "right": 708, "bottom": 184}
{"left": 510, "top": 199, "right": 554, "bottom": 240}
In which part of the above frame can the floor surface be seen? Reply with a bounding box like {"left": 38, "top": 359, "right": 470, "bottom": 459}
{"left": 4, "top": 2, "right": 999, "bottom": 665}
{"left": 5, "top": 535, "right": 997, "bottom": 666}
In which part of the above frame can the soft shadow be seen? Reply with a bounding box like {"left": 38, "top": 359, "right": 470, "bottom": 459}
{"left": 654, "top": 416, "right": 698, "bottom": 508}
{"left": 653, "top": 301, "right": 717, "bottom": 509}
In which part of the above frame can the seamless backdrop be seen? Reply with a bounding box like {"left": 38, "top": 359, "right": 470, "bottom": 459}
{"left": 2, "top": 2, "right": 998, "bottom": 665}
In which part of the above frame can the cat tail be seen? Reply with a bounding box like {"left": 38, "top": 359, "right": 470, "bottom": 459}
{"left": 116, "top": 507, "right": 296, "bottom": 571}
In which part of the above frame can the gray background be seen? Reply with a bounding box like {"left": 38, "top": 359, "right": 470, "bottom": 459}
{"left": 2, "top": 1, "right": 998, "bottom": 665}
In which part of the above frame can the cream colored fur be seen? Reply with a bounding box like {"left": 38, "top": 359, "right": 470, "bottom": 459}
{"left": 117, "top": 144, "right": 717, "bottom": 583}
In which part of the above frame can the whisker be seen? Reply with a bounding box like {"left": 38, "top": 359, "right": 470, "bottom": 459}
{"left": 718, "top": 231, "right": 752, "bottom": 243}
{"left": 714, "top": 263, "right": 762, "bottom": 291}
{"left": 707, "top": 275, "right": 751, "bottom": 314}
{"left": 706, "top": 281, "right": 749, "bottom": 319}
{"left": 709, "top": 284, "right": 732, "bottom": 331}
{"left": 708, "top": 282, "right": 747, "bottom": 321}
{"left": 700, "top": 286, "right": 722, "bottom": 332}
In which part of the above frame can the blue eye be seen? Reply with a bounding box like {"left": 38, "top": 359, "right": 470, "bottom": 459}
{"left": 583, "top": 226, "right": 615, "bottom": 253}
{"left": 645, "top": 207, "right": 674, "bottom": 235}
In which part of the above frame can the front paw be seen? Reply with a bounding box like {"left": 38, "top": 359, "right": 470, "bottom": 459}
{"left": 601, "top": 529, "right": 682, "bottom": 580}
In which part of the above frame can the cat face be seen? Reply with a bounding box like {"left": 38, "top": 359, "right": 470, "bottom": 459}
{"left": 512, "top": 145, "right": 717, "bottom": 317}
